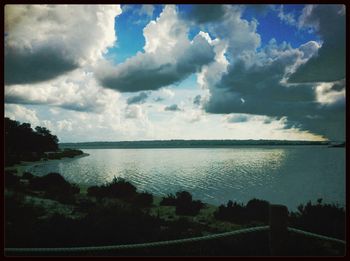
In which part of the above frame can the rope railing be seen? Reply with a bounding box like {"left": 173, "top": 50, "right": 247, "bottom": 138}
{"left": 4, "top": 205, "right": 346, "bottom": 255}
{"left": 287, "top": 227, "right": 346, "bottom": 245}
{"left": 4, "top": 226, "right": 269, "bottom": 254}
{"left": 4, "top": 225, "right": 345, "bottom": 254}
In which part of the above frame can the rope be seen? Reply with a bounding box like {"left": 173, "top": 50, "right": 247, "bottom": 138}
{"left": 5, "top": 226, "right": 269, "bottom": 254}
{"left": 287, "top": 227, "right": 346, "bottom": 245}
{"left": 5, "top": 226, "right": 346, "bottom": 254}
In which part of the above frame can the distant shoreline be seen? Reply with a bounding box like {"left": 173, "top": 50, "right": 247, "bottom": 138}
{"left": 5, "top": 153, "right": 90, "bottom": 176}
{"left": 60, "top": 139, "right": 331, "bottom": 149}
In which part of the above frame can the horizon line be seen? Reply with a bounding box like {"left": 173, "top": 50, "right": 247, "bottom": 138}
{"left": 59, "top": 139, "right": 333, "bottom": 144}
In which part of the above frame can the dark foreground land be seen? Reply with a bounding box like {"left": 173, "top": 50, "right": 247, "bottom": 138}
{"left": 5, "top": 169, "right": 345, "bottom": 256}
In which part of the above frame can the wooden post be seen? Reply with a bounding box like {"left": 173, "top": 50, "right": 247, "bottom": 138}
{"left": 269, "top": 204, "right": 288, "bottom": 256}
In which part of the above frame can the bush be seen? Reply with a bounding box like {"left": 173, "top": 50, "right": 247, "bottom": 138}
{"left": 29, "top": 173, "right": 79, "bottom": 203}
{"left": 87, "top": 177, "right": 137, "bottom": 199}
{"left": 160, "top": 194, "right": 177, "bottom": 206}
{"left": 5, "top": 192, "right": 46, "bottom": 248}
{"left": 22, "top": 172, "right": 35, "bottom": 180}
{"left": 289, "top": 199, "right": 345, "bottom": 240}
{"left": 246, "top": 199, "right": 269, "bottom": 223}
{"left": 134, "top": 192, "right": 153, "bottom": 208}
{"left": 175, "top": 191, "right": 204, "bottom": 216}
{"left": 87, "top": 185, "right": 101, "bottom": 198}
{"left": 213, "top": 199, "right": 269, "bottom": 224}
{"left": 160, "top": 191, "right": 204, "bottom": 216}
{"left": 5, "top": 170, "right": 21, "bottom": 190}
{"left": 107, "top": 177, "right": 137, "bottom": 198}
{"left": 214, "top": 200, "right": 246, "bottom": 223}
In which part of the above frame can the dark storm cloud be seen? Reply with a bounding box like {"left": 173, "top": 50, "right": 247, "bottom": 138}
{"left": 212, "top": 56, "right": 316, "bottom": 107}
{"left": 5, "top": 45, "right": 78, "bottom": 85}
{"left": 164, "top": 104, "right": 181, "bottom": 111}
{"left": 97, "top": 34, "right": 215, "bottom": 92}
{"left": 59, "top": 103, "right": 99, "bottom": 112}
{"left": 4, "top": 5, "right": 122, "bottom": 86}
{"left": 289, "top": 5, "right": 345, "bottom": 83}
{"left": 204, "top": 43, "right": 345, "bottom": 140}
{"left": 181, "top": 5, "right": 226, "bottom": 24}
{"left": 202, "top": 4, "right": 345, "bottom": 141}
{"left": 127, "top": 92, "right": 150, "bottom": 104}
{"left": 286, "top": 98, "right": 345, "bottom": 140}
{"left": 4, "top": 93, "right": 46, "bottom": 105}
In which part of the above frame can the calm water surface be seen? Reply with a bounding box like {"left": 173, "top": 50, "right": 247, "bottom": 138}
{"left": 24, "top": 146, "right": 345, "bottom": 210}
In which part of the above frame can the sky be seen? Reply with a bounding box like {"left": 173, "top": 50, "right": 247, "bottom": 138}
{"left": 4, "top": 4, "right": 346, "bottom": 142}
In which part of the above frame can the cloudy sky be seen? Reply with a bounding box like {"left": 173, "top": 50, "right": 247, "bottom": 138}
{"left": 4, "top": 4, "right": 345, "bottom": 142}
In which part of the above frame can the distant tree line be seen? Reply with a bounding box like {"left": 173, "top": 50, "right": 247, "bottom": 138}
{"left": 60, "top": 139, "right": 330, "bottom": 149}
{"left": 5, "top": 117, "right": 59, "bottom": 166}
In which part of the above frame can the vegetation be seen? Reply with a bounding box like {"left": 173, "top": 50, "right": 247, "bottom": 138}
{"left": 160, "top": 193, "right": 177, "bottom": 206}
{"left": 87, "top": 177, "right": 153, "bottom": 208}
{"left": 4, "top": 172, "right": 345, "bottom": 256}
{"left": 45, "top": 148, "right": 84, "bottom": 160}
{"left": 60, "top": 139, "right": 330, "bottom": 149}
{"left": 214, "top": 199, "right": 269, "bottom": 224}
{"left": 87, "top": 177, "right": 137, "bottom": 199}
{"left": 289, "top": 199, "right": 345, "bottom": 240}
{"left": 28, "top": 173, "right": 80, "bottom": 203}
{"left": 160, "top": 191, "right": 204, "bottom": 216}
{"left": 4, "top": 118, "right": 84, "bottom": 166}
{"left": 5, "top": 169, "right": 22, "bottom": 190}
{"left": 134, "top": 192, "right": 154, "bottom": 208}
{"left": 214, "top": 198, "right": 345, "bottom": 242}
{"left": 5, "top": 117, "right": 59, "bottom": 166}
{"left": 5, "top": 175, "right": 203, "bottom": 251}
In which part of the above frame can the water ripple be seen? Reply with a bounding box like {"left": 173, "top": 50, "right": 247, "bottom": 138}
{"left": 23, "top": 147, "right": 345, "bottom": 210}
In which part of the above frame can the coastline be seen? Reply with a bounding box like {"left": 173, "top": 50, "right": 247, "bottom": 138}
{"left": 6, "top": 154, "right": 239, "bottom": 233}
{"left": 5, "top": 153, "right": 90, "bottom": 176}
{"left": 5, "top": 161, "right": 345, "bottom": 254}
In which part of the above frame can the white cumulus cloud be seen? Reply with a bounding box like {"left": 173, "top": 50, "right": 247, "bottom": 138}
{"left": 5, "top": 5, "right": 122, "bottom": 85}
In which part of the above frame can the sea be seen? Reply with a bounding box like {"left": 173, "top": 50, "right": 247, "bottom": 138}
{"left": 23, "top": 146, "right": 345, "bottom": 210}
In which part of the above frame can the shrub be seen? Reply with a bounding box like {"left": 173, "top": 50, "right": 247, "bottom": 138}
{"left": 22, "top": 172, "right": 35, "bottom": 180}
{"left": 29, "top": 173, "right": 79, "bottom": 203}
{"left": 160, "top": 194, "right": 177, "bottom": 206}
{"left": 214, "top": 199, "right": 270, "bottom": 224}
{"left": 87, "top": 185, "right": 102, "bottom": 198}
{"left": 175, "top": 191, "right": 204, "bottom": 216}
{"left": 176, "top": 191, "right": 192, "bottom": 203}
{"left": 289, "top": 199, "right": 345, "bottom": 239}
{"left": 106, "top": 177, "right": 137, "bottom": 198}
{"left": 160, "top": 191, "right": 204, "bottom": 216}
{"left": 214, "top": 200, "right": 246, "bottom": 223}
{"left": 134, "top": 192, "right": 153, "bottom": 208}
{"left": 246, "top": 198, "right": 269, "bottom": 223}
{"left": 87, "top": 177, "right": 137, "bottom": 199}
{"left": 5, "top": 170, "right": 21, "bottom": 190}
